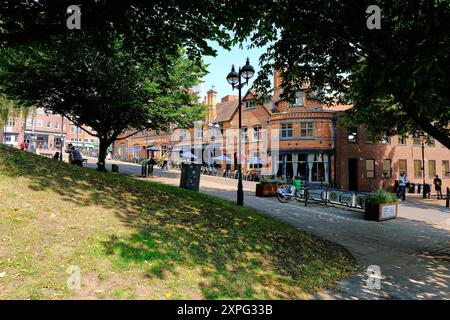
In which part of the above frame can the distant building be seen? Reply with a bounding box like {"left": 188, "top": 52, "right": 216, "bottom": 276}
{"left": 114, "top": 71, "right": 450, "bottom": 192}
{"left": 1, "top": 108, "right": 99, "bottom": 156}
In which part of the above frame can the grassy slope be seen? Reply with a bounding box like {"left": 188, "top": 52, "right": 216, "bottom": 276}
{"left": 0, "top": 145, "right": 356, "bottom": 299}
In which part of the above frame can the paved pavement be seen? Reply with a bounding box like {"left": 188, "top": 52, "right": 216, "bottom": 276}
{"left": 85, "top": 159, "right": 450, "bottom": 299}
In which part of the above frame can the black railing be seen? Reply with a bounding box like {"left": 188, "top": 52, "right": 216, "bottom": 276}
{"left": 303, "top": 187, "right": 371, "bottom": 210}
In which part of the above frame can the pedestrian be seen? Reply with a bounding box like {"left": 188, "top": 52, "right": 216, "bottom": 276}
{"left": 434, "top": 175, "right": 443, "bottom": 200}
{"left": 20, "top": 142, "right": 25, "bottom": 151}
{"left": 53, "top": 152, "right": 60, "bottom": 160}
{"left": 162, "top": 155, "right": 169, "bottom": 171}
{"left": 398, "top": 173, "right": 409, "bottom": 201}
{"left": 66, "top": 144, "right": 83, "bottom": 167}
{"left": 65, "top": 143, "right": 74, "bottom": 163}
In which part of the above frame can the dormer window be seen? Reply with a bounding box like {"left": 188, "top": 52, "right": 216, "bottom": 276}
{"left": 293, "top": 91, "right": 304, "bottom": 106}
{"left": 245, "top": 101, "right": 255, "bottom": 109}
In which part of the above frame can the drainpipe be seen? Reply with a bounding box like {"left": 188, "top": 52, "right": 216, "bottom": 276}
{"left": 332, "top": 116, "right": 337, "bottom": 188}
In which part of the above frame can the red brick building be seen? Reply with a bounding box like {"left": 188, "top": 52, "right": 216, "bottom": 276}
{"left": 335, "top": 114, "right": 450, "bottom": 192}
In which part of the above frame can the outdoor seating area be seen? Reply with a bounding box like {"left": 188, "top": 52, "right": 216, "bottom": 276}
{"left": 199, "top": 166, "right": 261, "bottom": 181}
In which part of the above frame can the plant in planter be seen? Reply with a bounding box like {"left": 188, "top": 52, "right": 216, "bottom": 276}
{"left": 255, "top": 175, "right": 279, "bottom": 197}
{"left": 365, "top": 188, "right": 399, "bottom": 221}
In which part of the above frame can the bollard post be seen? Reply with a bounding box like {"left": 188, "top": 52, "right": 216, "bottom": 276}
{"left": 304, "top": 189, "right": 308, "bottom": 207}
{"left": 446, "top": 187, "right": 449, "bottom": 208}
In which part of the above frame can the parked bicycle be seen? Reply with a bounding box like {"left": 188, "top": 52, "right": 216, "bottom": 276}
{"left": 276, "top": 178, "right": 305, "bottom": 203}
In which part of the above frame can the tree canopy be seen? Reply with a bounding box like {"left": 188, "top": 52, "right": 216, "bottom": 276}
{"left": 237, "top": 0, "right": 450, "bottom": 147}
{"left": 0, "top": 33, "right": 206, "bottom": 167}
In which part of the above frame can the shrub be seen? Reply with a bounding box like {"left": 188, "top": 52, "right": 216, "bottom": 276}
{"left": 366, "top": 188, "right": 397, "bottom": 204}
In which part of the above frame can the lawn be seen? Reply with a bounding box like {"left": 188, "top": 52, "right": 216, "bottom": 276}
{"left": 0, "top": 144, "right": 356, "bottom": 299}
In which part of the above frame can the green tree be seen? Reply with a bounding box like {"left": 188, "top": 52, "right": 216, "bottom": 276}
{"left": 0, "top": 34, "right": 206, "bottom": 169}
{"left": 235, "top": 0, "right": 450, "bottom": 147}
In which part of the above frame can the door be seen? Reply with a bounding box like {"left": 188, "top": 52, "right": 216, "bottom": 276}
{"left": 348, "top": 158, "right": 358, "bottom": 191}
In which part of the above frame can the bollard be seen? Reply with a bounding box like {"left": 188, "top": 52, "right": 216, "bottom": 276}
{"left": 141, "top": 163, "right": 147, "bottom": 177}
{"left": 111, "top": 164, "right": 119, "bottom": 173}
{"left": 446, "top": 187, "right": 449, "bottom": 208}
{"left": 304, "top": 189, "right": 308, "bottom": 207}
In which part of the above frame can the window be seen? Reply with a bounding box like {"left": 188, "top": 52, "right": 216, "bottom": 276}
{"left": 443, "top": 161, "right": 450, "bottom": 178}
{"left": 46, "top": 121, "right": 52, "bottom": 128}
{"left": 428, "top": 160, "right": 436, "bottom": 178}
{"left": 347, "top": 128, "right": 358, "bottom": 143}
{"left": 399, "top": 159, "right": 407, "bottom": 176}
{"left": 253, "top": 126, "right": 262, "bottom": 141}
{"left": 36, "top": 108, "right": 44, "bottom": 115}
{"left": 6, "top": 118, "right": 15, "bottom": 127}
{"left": 366, "top": 159, "right": 375, "bottom": 178}
{"left": 54, "top": 121, "right": 59, "bottom": 129}
{"left": 281, "top": 123, "right": 293, "bottom": 139}
{"left": 248, "top": 151, "right": 263, "bottom": 170}
{"left": 383, "top": 159, "right": 392, "bottom": 178}
{"left": 300, "top": 122, "right": 314, "bottom": 137}
{"left": 414, "top": 160, "right": 422, "bottom": 178}
{"left": 241, "top": 127, "right": 248, "bottom": 140}
{"left": 380, "top": 132, "right": 391, "bottom": 144}
{"left": 26, "top": 118, "right": 33, "bottom": 126}
{"left": 398, "top": 135, "right": 407, "bottom": 145}
{"left": 35, "top": 119, "right": 43, "bottom": 127}
{"left": 413, "top": 131, "right": 421, "bottom": 146}
{"left": 245, "top": 101, "right": 255, "bottom": 109}
{"left": 293, "top": 91, "right": 304, "bottom": 106}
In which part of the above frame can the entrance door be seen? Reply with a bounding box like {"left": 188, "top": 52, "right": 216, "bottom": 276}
{"left": 348, "top": 158, "right": 358, "bottom": 191}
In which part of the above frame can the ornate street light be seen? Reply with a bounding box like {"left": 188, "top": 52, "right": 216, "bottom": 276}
{"left": 226, "top": 58, "right": 255, "bottom": 205}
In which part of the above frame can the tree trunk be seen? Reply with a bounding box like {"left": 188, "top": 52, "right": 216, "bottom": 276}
{"left": 97, "top": 138, "right": 110, "bottom": 172}
{"left": 0, "top": 123, "right": 4, "bottom": 145}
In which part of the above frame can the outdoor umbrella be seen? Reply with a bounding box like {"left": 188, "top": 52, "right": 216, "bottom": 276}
{"left": 180, "top": 151, "right": 198, "bottom": 159}
{"left": 212, "top": 155, "right": 232, "bottom": 162}
{"left": 247, "top": 157, "right": 266, "bottom": 165}
{"left": 145, "top": 146, "right": 159, "bottom": 151}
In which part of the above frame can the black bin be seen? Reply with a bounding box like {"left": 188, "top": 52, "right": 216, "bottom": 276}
{"left": 408, "top": 183, "right": 415, "bottom": 193}
{"left": 180, "top": 163, "right": 201, "bottom": 192}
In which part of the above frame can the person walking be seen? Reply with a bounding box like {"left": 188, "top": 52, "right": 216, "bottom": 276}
{"left": 434, "top": 175, "right": 443, "bottom": 199}
{"left": 398, "top": 173, "right": 409, "bottom": 201}
{"left": 162, "top": 155, "right": 169, "bottom": 171}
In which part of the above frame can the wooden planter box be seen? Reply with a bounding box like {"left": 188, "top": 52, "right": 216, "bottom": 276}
{"left": 255, "top": 183, "right": 277, "bottom": 197}
{"left": 365, "top": 202, "right": 399, "bottom": 221}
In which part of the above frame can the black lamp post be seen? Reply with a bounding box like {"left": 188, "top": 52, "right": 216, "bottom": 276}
{"left": 422, "top": 138, "right": 426, "bottom": 199}
{"left": 226, "top": 58, "right": 255, "bottom": 206}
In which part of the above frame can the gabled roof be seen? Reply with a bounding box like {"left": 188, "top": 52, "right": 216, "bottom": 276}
{"left": 213, "top": 100, "right": 239, "bottom": 123}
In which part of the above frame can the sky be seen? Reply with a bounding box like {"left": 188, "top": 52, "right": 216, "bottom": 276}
{"left": 200, "top": 41, "right": 270, "bottom": 101}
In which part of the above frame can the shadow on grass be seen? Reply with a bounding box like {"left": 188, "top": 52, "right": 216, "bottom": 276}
{"left": 0, "top": 145, "right": 356, "bottom": 299}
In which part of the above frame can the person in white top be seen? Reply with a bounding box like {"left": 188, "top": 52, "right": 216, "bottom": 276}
{"left": 398, "top": 173, "right": 409, "bottom": 201}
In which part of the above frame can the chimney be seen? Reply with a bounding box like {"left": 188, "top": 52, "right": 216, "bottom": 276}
{"left": 206, "top": 85, "right": 217, "bottom": 123}
{"left": 273, "top": 69, "right": 281, "bottom": 100}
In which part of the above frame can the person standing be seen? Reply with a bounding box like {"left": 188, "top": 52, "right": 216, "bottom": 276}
{"left": 398, "top": 173, "right": 409, "bottom": 201}
{"left": 434, "top": 175, "right": 443, "bottom": 199}
{"left": 149, "top": 157, "right": 156, "bottom": 176}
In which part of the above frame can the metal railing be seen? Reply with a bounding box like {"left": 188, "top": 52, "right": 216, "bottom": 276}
{"left": 303, "top": 187, "right": 372, "bottom": 210}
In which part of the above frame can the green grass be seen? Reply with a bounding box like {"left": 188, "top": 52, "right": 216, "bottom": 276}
{"left": 0, "top": 144, "right": 356, "bottom": 299}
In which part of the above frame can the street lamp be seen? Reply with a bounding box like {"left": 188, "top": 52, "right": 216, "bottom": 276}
{"left": 226, "top": 58, "right": 255, "bottom": 205}
{"left": 422, "top": 137, "right": 426, "bottom": 199}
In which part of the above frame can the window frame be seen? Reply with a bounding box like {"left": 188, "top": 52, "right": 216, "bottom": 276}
{"left": 383, "top": 159, "right": 392, "bottom": 178}
{"left": 280, "top": 123, "right": 293, "bottom": 139}
{"left": 300, "top": 121, "right": 314, "bottom": 138}
{"left": 365, "top": 159, "right": 375, "bottom": 179}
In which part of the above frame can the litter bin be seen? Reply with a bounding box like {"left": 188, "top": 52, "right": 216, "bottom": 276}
{"left": 111, "top": 164, "right": 119, "bottom": 173}
{"left": 408, "top": 183, "right": 415, "bottom": 193}
{"left": 180, "top": 163, "right": 201, "bottom": 192}
{"left": 424, "top": 183, "right": 431, "bottom": 198}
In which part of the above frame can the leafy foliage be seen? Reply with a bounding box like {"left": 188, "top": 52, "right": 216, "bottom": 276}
{"left": 0, "top": 33, "right": 206, "bottom": 165}
{"left": 234, "top": 0, "right": 450, "bottom": 148}
{"left": 367, "top": 188, "right": 397, "bottom": 205}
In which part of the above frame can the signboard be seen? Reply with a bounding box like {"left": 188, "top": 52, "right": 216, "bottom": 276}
{"left": 381, "top": 204, "right": 397, "bottom": 220}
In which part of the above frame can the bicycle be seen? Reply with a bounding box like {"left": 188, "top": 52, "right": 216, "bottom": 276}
{"left": 276, "top": 178, "right": 305, "bottom": 203}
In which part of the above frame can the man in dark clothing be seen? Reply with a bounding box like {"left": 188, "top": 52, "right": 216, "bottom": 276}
{"left": 434, "top": 175, "right": 443, "bottom": 199}
{"left": 148, "top": 157, "right": 156, "bottom": 176}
